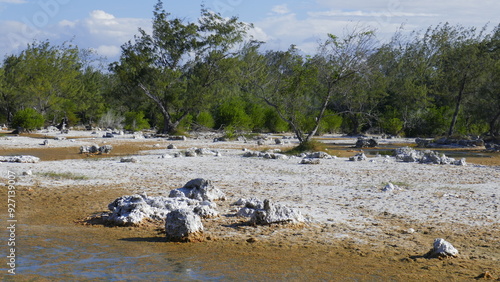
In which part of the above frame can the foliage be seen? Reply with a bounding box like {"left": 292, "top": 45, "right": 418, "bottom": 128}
{"left": 11, "top": 108, "right": 45, "bottom": 130}
{"left": 0, "top": 40, "right": 104, "bottom": 127}
{"left": 124, "top": 111, "right": 150, "bottom": 131}
{"left": 195, "top": 111, "right": 216, "bottom": 129}
{"left": 214, "top": 96, "right": 252, "bottom": 130}
{"left": 320, "top": 111, "right": 343, "bottom": 134}
{"left": 111, "top": 1, "right": 250, "bottom": 134}
{"left": 263, "top": 108, "right": 289, "bottom": 133}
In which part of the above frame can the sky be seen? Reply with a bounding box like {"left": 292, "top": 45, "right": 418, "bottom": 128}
{"left": 0, "top": 0, "right": 499, "bottom": 64}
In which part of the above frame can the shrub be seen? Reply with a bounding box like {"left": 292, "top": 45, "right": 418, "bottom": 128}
{"left": 98, "top": 110, "right": 124, "bottom": 129}
{"left": 320, "top": 112, "right": 343, "bottom": 134}
{"left": 124, "top": 111, "right": 150, "bottom": 131}
{"left": 381, "top": 117, "right": 404, "bottom": 136}
{"left": 263, "top": 109, "right": 289, "bottom": 133}
{"left": 214, "top": 97, "right": 252, "bottom": 130}
{"left": 195, "top": 111, "right": 215, "bottom": 129}
{"left": 12, "top": 108, "right": 45, "bottom": 131}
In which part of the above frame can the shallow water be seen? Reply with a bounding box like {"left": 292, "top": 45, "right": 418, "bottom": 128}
{"left": 7, "top": 227, "right": 228, "bottom": 281}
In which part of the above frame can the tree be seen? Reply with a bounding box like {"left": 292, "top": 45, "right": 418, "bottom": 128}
{"left": 1, "top": 40, "right": 102, "bottom": 126}
{"left": 111, "top": 1, "right": 249, "bottom": 134}
{"left": 242, "top": 27, "right": 377, "bottom": 145}
{"left": 241, "top": 44, "right": 318, "bottom": 144}
{"left": 471, "top": 24, "right": 500, "bottom": 136}
{"left": 426, "top": 24, "right": 490, "bottom": 136}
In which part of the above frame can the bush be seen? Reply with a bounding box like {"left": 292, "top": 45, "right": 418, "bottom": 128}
{"left": 263, "top": 109, "right": 289, "bottom": 133}
{"left": 124, "top": 111, "right": 150, "bottom": 131}
{"left": 320, "top": 112, "right": 343, "bottom": 134}
{"left": 195, "top": 111, "right": 215, "bottom": 129}
{"left": 381, "top": 117, "right": 404, "bottom": 136}
{"left": 12, "top": 108, "right": 45, "bottom": 131}
{"left": 98, "top": 110, "right": 124, "bottom": 129}
{"left": 214, "top": 97, "right": 252, "bottom": 130}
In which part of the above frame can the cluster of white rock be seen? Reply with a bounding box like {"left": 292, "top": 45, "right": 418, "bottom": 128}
{"left": 394, "top": 147, "right": 466, "bottom": 165}
{"left": 79, "top": 144, "right": 113, "bottom": 154}
{"left": 106, "top": 179, "right": 223, "bottom": 242}
{"left": 0, "top": 155, "right": 40, "bottom": 163}
{"left": 233, "top": 198, "right": 305, "bottom": 225}
{"left": 105, "top": 178, "right": 306, "bottom": 241}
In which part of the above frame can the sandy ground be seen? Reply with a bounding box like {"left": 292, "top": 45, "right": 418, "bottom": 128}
{"left": 1, "top": 130, "right": 499, "bottom": 280}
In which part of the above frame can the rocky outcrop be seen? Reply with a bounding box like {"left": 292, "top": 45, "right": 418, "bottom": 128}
{"left": 424, "top": 238, "right": 459, "bottom": 258}
{"left": 251, "top": 199, "right": 305, "bottom": 225}
{"left": 394, "top": 147, "right": 466, "bottom": 166}
{"left": 416, "top": 137, "right": 484, "bottom": 148}
{"left": 80, "top": 144, "right": 113, "bottom": 154}
{"left": 233, "top": 198, "right": 305, "bottom": 225}
{"left": 180, "top": 148, "right": 220, "bottom": 157}
{"left": 355, "top": 137, "right": 378, "bottom": 148}
{"left": 120, "top": 157, "right": 138, "bottom": 163}
{"left": 168, "top": 136, "right": 187, "bottom": 141}
{"left": 99, "top": 145, "right": 113, "bottom": 154}
{"left": 233, "top": 198, "right": 265, "bottom": 217}
{"left": 349, "top": 153, "right": 367, "bottom": 162}
{"left": 165, "top": 209, "right": 204, "bottom": 242}
{"left": 300, "top": 158, "right": 321, "bottom": 165}
{"left": 106, "top": 194, "right": 197, "bottom": 226}
{"left": 0, "top": 155, "right": 40, "bottom": 163}
{"left": 302, "top": 151, "right": 334, "bottom": 159}
{"left": 169, "top": 178, "right": 226, "bottom": 201}
{"left": 382, "top": 182, "right": 401, "bottom": 192}
{"left": 106, "top": 178, "right": 224, "bottom": 227}
{"left": 485, "top": 143, "right": 500, "bottom": 152}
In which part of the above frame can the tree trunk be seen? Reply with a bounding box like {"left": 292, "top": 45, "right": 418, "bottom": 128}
{"left": 161, "top": 115, "right": 176, "bottom": 134}
{"left": 448, "top": 74, "right": 468, "bottom": 137}
{"left": 489, "top": 110, "right": 500, "bottom": 137}
{"left": 139, "top": 83, "right": 179, "bottom": 135}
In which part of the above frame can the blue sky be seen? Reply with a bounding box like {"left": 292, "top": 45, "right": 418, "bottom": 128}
{"left": 0, "top": 0, "right": 499, "bottom": 63}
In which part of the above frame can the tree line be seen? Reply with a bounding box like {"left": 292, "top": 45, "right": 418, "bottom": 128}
{"left": 1, "top": 1, "right": 499, "bottom": 146}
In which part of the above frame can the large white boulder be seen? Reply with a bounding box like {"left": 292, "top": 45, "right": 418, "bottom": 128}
{"left": 250, "top": 199, "right": 305, "bottom": 225}
{"left": 165, "top": 209, "right": 204, "bottom": 242}
{"left": 169, "top": 178, "right": 226, "bottom": 202}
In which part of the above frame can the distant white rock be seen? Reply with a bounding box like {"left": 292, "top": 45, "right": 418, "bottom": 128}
{"left": 120, "top": 157, "right": 138, "bottom": 163}
{"left": 425, "top": 238, "right": 459, "bottom": 258}
{"left": 382, "top": 182, "right": 401, "bottom": 192}
{"left": 349, "top": 153, "right": 367, "bottom": 162}
{"left": 250, "top": 199, "right": 305, "bottom": 225}
{"left": 0, "top": 155, "right": 40, "bottom": 163}
{"left": 169, "top": 178, "right": 226, "bottom": 202}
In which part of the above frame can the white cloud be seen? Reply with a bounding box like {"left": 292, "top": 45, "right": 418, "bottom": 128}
{"left": 252, "top": 0, "right": 500, "bottom": 55}
{"left": 0, "top": 20, "right": 55, "bottom": 56}
{"left": 0, "top": 9, "right": 151, "bottom": 62}
{"left": 309, "top": 10, "right": 440, "bottom": 18}
{"left": 51, "top": 11, "right": 151, "bottom": 61}
{"left": 90, "top": 10, "right": 116, "bottom": 21}
{"left": 271, "top": 4, "right": 290, "bottom": 15}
